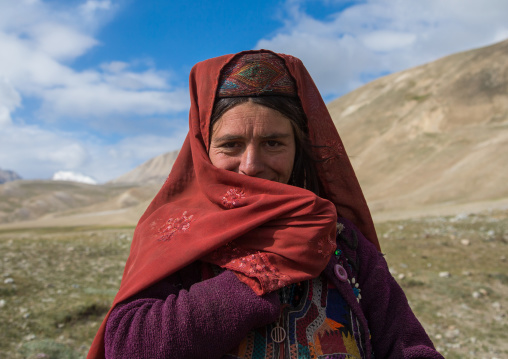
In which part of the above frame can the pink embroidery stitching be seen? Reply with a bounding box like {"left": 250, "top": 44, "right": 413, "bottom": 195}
{"left": 222, "top": 188, "right": 246, "bottom": 209}
{"left": 207, "top": 245, "right": 290, "bottom": 292}
{"left": 311, "top": 234, "right": 336, "bottom": 258}
{"left": 158, "top": 211, "right": 194, "bottom": 241}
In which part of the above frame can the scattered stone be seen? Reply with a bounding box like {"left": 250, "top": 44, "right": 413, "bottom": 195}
{"left": 472, "top": 291, "right": 481, "bottom": 299}
{"left": 450, "top": 213, "right": 469, "bottom": 222}
{"left": 500, "top": 256, "right": 506, "bottom": 262}
{"left": 435, "top": 334, "right": 443, "bottom": 340}
{"left": 487, "top": 230, "right": 495, "bottom": 238}
{"left": 492, "top": 302, "right": 501, "bottom": 311}
{"left": 23, "top": 334, "right": 36, "bottom": 341}
{"left": 462, "top": 270, "right": 472, "bottom": 276}
{"left": 479, "top": 288, "right": 488, "bottom": 296}
{"left": 460, "top": 239, "right": 470, "bottom": 246}
{"left": 494, "top": 315, "right": 505, "bottom": 322}
{"left": 397, "top": 273, "right": 405, "bottom": 280}
{"left": 460, "top": 303, "right": 471, "bottom": 310}
{"left": 4, "top": 277, "right": 14, "bottom": 284}
{"left": 0, "top": 299, "right": 6, "bottom": 308}
{"left": 439, "top": 271, "right": 451, "bottom": 278}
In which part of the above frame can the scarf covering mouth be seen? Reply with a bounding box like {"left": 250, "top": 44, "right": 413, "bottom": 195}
{"left": 88, "top": 50, "right": 379, "bottom": 359}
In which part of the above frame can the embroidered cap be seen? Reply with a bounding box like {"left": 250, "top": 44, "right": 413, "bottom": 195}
{"left": 218, "top": 52, "right": 297, "bottom": 97}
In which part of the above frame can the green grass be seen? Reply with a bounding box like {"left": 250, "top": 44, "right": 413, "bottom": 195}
{"left": 0, "top": 211, "right": 507, "bottom": 358}
{"left": 375, "top": 210, "right": 508, "bottom": 358}
{"left": 0, "top": 227, "right": 133, "bottom": 358}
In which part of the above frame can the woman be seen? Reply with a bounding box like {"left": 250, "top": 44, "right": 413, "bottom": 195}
{"left": 88, "top": 50, "right": 444, "bottom": 358}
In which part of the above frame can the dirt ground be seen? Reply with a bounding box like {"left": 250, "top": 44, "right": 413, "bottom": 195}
{"left": 0, "top": 209, "right": 506, "bottom": 358}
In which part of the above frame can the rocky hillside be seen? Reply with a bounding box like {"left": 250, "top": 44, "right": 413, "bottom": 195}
{"left": 2, "top": 39, "right": 507, "bottom": 228}
{"left": 328, "top": 39, "right": 508, "bottom": 218}
{"left": 0, "top": 168, "right": 22, "bottom": 184}
{"left": 109, "top": 150, "right": 179, "bottom": 185}
{"left": 0, "top": 180, "right": 158, "bottom": 225}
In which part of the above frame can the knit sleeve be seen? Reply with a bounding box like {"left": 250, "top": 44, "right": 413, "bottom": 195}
{"left": 340, "top": 218, "right": 444, "bottom": 359}
{"left": 104, "top": 265, "right": 280, "bottom": 359}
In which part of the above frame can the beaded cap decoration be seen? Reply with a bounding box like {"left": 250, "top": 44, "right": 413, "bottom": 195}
{"left": 218, "top": 52, "right": 297, "bottom": 97}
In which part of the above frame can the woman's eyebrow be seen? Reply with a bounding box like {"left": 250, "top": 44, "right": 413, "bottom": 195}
{"left": 211, "top": 134, "right": 245, "bottom": 143}
{"left": 259, "top": 133, "right": 292, "bottom": 140}
{"left": 212, "top": 132, "right": 292, "bottom": 142}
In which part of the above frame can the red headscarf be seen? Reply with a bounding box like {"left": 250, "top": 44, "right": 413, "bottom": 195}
{"left": 88, "top": 50, "right": 379, "bottom": 359}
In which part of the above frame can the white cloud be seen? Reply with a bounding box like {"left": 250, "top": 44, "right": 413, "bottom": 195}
{"left": 41, "top": 84, "right": 188, "bottom": 119}
{"left": 0, "top": 122, "right": 187, "bottom": 182}
{"left": 80, "top": 0, "right": 112, "bottom": 15}
{"left": 361, "top": 31, "right": 416, "bottom": 52}
{"left": 0, "top": 77, "right": 21, "bottom": 112}
{"left": 32, "top": 22, "right": 98, "bottom": 60}
{"left": 0, "top": 106, "right": 13, "bottom": 127}
{"left": 0, "top": 1, "right": 188, "bottom": 123}
{"left": 0, "top": 1, "right": 190, "bottom": 181}
{"left": 257, "top": 0, "right": 508, "bottom": 98}
{"left": 0, "top": 77, "right": 22, "bottom": 127}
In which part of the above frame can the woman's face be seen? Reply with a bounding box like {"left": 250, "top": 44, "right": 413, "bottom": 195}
{"left": 209, "top": 101, "right": 296, "bottom": 184}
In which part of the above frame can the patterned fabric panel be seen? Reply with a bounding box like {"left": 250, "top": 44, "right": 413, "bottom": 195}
{"left": 218, "top": 53, "right": 297, "bottom": 97}
{"left": 223, "top": 275, "right": 365, "bottom": 359}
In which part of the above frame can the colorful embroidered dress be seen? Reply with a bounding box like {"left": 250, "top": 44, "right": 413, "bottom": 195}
{"left": 225, "top": 276, "right": 364, "bottom": 359}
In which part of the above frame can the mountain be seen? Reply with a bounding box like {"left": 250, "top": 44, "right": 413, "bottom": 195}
{"left": 0, "top": 168, "right": 22, "bottom": 184}
{"left": 52, "top": 171, "right": 97, "bottom": 185}
{"left": 327, "top": 39, "right": 508, "bottom": 219}
{"left": 109, "top": 150, "right": 179, "bottom": 185}
{"left": 0, "top": 180, "right": 157, "bottom": 226}
{"left": 2, "top": 39, "right": 508, "bottom": 228}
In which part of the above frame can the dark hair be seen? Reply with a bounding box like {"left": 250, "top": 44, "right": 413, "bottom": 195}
{"left": 210, "top": 96, "right": 321, "bottom": 195}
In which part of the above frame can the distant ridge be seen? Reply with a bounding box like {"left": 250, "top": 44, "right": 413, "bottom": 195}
{"left": 0, "top": 168, "right": 22, "bottom": 184}
{"left": 2, "top": 39, "right": 508, "bottom": 228}
{"left": 109, "top": 150, "right": 179, "bottom": 185}
{"left": 328, "top": 39, "right": 508, "bottom": 218}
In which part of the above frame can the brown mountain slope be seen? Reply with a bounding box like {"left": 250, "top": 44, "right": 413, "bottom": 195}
{"left": 2, "top": 40, "right": 507, "bottom": 229}
{"left": 328, "top": 39, "right": 508, "bottom": 219}
{"left": 109, "top": 150, "right": 179, "bottom": 185}
{"left": 0, "top": 180, "right": 157, "bottom": 226}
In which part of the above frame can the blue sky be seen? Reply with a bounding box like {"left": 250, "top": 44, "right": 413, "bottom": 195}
{"left": 1, "top": 0, "right": 507, "bottom": 182}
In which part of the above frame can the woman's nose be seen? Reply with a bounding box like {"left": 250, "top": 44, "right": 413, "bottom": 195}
{"left": 238, "top": 146, "right": 264, "bottom": 177}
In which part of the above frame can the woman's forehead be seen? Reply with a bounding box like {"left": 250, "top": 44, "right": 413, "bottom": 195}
{"left": 211, "top": 102, "right": 293, "bottom": 138}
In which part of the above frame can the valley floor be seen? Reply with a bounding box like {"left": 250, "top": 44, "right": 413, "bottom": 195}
{"left": 0, "top": 209, "right": 506, "bottom": 358}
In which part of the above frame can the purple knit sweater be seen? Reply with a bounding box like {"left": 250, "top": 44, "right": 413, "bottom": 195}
{"left": 104, "top": 218, "right": 444, "bottom": 359}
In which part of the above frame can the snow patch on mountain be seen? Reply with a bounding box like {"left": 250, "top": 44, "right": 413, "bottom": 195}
{"left": 52, "top": 171, "right": 97, "bottom": 185}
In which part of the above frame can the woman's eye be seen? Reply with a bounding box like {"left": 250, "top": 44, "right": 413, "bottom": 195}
{"left": 266, "top": 140, "right": 281, "bottom": 148}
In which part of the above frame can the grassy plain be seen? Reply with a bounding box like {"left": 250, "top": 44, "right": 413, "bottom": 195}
{"left": 0, "top": 210, "right": 507, "bottom": 358}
